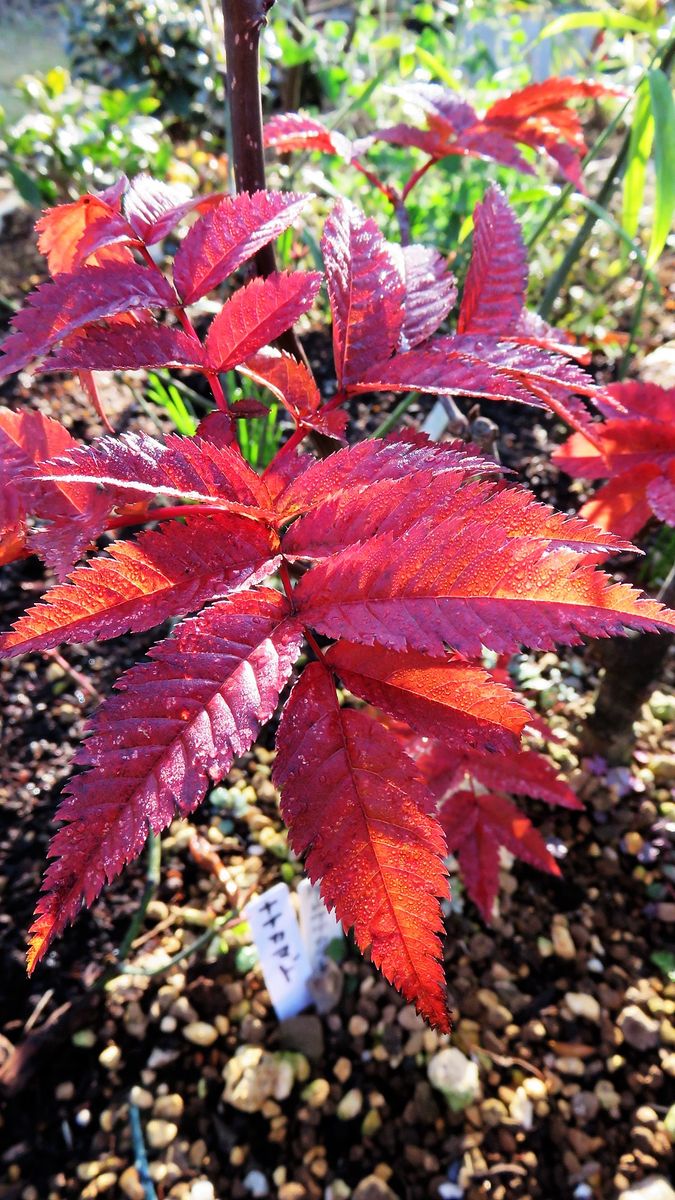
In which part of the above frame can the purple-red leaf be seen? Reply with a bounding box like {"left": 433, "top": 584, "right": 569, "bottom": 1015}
{"left": 322, "top": 200, "right": 404, "bottom": 388}
{"left": 173, "top": 189, "right": 312, "bottom": 304}
{"left": 264, "top": 113, "right": 353, "bottom": 160}
{"left": 0, "top": 264, "right": 176, "bottom": 380}
{"left": 27, "top": 589, "right": 303, "bottom": 971}
{"left": 274, "top": 661, "right": 450, "bottom": 1030}
{"left": 399, "top": 245, "right": 457, "bottom": 350}
{"left": 0, "top": 406, "right": 114, "bottom": 577}
{"left": 38, "top": 430, "right": 272, "bottom": 517}
{"left": 122, "top": 174, "right": 223, "bottom": 245}
{"left": 458, "top": 185, "right": 527, "bottom": 335}
{"left": 295, "top": 492, "right": 675, "bottom": 658}
{"left": 45, "top": 323, "right": 208, "bottom": 373}
{"left": 438, "top": 789, "right": 560, "bottom": 921}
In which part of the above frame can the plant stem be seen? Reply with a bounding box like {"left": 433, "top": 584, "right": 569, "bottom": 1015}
{"left": 617, "top": 267, "right": 649, "bottom": 380}
{"left": 116, "top": 833, "right": 162, "bottom": 965}
{"left": 369, "top": 393, "right": 416, "bottom": 438}
{"left": 221, "top": 0, "right": 308, "bottom": 367}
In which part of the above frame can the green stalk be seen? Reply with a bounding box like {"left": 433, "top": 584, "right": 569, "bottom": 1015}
{"left": 537, "top": 33, "right": 675, "bottom": 321}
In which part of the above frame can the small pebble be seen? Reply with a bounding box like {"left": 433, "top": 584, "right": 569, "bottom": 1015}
{"left": 617, "top": 1005, "right": 660, "bottom": 1051}
{"left": 153, "top": 1093, "right": 184, "bottom": 1121}
{"left": 337, "top": 1088, "right": 364, "bottom": 1120}
{"left": 146, "top": 1119, "right": 179, "bottom": 1150}
{"left": 129, "top": 1086, "right": 153, "bottom": 1110}
{"left": 243, "top": 1169, "right": 269, "bottom": 1197}
{"left": 189, "top": 1184, "right": 215, "bottom": 1200}
{"left": 183, "top": 1022, "right": 219, "bottom": 1047}
{"left": 348, "top": 1015, "right": 369, "bottom": 1037}
{"left": 119, "top": 1167, "right": 145, "bottom": 1200}
{"left": 565, "top": 992, "right": 601, "bottom": 1023}
{"left": 98, "top": 1044, "right": 122, "bottom": 1071}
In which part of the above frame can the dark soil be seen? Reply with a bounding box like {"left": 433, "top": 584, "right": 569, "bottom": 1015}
{"left": 1, "top": 207, "right": 674, "bottom": 1200}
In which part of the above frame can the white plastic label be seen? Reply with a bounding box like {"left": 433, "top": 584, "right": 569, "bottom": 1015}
{"left": 244, "top": 882, "right": 312, "bottom": 1020}
{"left": 298, "top": 878, "right": 342, "bottom": 971}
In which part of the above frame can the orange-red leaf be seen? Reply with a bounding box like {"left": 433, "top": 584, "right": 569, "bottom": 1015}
{"left": 325, "top": 641, "right": 530, "bottom": 752}
{"left": 274, "top": 662, "right": 450, "bottom": 1030}
{"left": 554, "top": 382, "right": 675, "bottom": 536}
{"left": 27, "top": 589, "right": 303, "bottom": 971}
{"left": 240, "top": 348, "right": 347, "bottom": 441}
{"left": 0, "top": 513, "right": 278, "bottom": 657}
{"left": 35, "top": 180, "right": 130, "bottom": 275}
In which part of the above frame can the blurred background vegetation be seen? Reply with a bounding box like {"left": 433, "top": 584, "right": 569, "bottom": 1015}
{"left": 0, "top": 0, "right": 672, "bottom": 362}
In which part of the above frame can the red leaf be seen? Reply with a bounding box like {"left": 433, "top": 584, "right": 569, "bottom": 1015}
{"left": 399, "top": 245, "right": 457, "bottom": 350}
{"left": 36, "top": 193, "right": 132, "bottom": 275}
{"left": 419, "top": 740, "right": 581, "bottom": 810}
{"left": 647, "top": 464, "right": 675, "bottom": 527}
{"left": 321, "top": 200, "right": 404, "bottom": 388}
{"left": 579, "top": 466, "right": 662, "bottom": 540}
{"left": 27, "top": 589, "right": 302, "bottom": 970}
{"left": 294, "top": 495, "right": 675, "bottom": 658}
{"left": 0, "top": 513, "right": 278, "bottom": 657}
{"left": 39, "top": 430, "right": 272, "bottom": 518}
{"left": 274, "top": 661, "right": 450, "bottom": 1030}
{"left": 0, "top": 264, "right": 176, "bottom": 380}
{"left": 438, "top": 788, "right": 559, "bottom": 922}
{"left": 354, "top": 335, "right": 598, "bottom": 428}
{"left": 458, "top": 185, "right": 527, "bottom": 335}
{"left": 264, "top": 113, "right": 353, "bottom": 159}
{"left": 325, "top": 641, "right": 530, "bottom": 752}
{"left": 240, "top": 348, "right": 347, "bottom": 440}
{"left": 205, "top": 272, "right": 322, "bottom": 372}
{"left": 46, "top": 323, "right": 208, "bottom": 373}
{"left": 0, "top": 406, "right": 112, "bottom": 577}
{"left": 173, "top": 189, "right": 312, "bottom": 304}
{"left": 122, "top": 174, "right": 224, "bottom": 245}
{"left": 554, "top": 383, "right": 675, "bottom": 534}
{"left": 278, "top": 433, "right": 501, "bottom": 527}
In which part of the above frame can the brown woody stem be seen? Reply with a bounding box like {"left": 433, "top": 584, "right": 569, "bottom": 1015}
{"left": 221, "top": 0, "right": 309, "bottom": 369}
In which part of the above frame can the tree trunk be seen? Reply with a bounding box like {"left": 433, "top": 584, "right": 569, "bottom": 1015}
{"left": 584, "top": 563, "right": 675, "bottom": 762}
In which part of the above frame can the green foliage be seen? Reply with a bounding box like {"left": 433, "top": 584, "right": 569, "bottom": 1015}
{"left": 146, "top": 372, "right": 199, "bottom": 436}
{"left": 65, "top": 0, "right": 225, "bottom": 141}
{"left": 0, "top": 67, "right": 172, "bottom": 203}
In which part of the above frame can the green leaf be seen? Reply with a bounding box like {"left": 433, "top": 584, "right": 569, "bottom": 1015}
{"left": 622, "top": 80, "right": 654, "bottom": 244}
{"left": 5, "top": 162, "right": 44, "bottom": 208}
{"left": 646, "top": 68, "right": 675, "bottom": 266}
{"left": 536, "top": 10, "right": 657, "bottom": 42}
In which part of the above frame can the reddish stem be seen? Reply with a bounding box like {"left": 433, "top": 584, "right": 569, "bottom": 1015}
{"left": 401, "top": 158, "right": 436, "bottom": 201}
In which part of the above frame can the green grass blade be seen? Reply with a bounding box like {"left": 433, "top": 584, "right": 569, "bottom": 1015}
{"left": 622, "top": 80, "right": 654, "bottom": 244}
{"left": 535, "top": 10, "right": 657, "bottom": 42}
{"left": 646, "top": 68, "right": 675, "bottom": 266}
